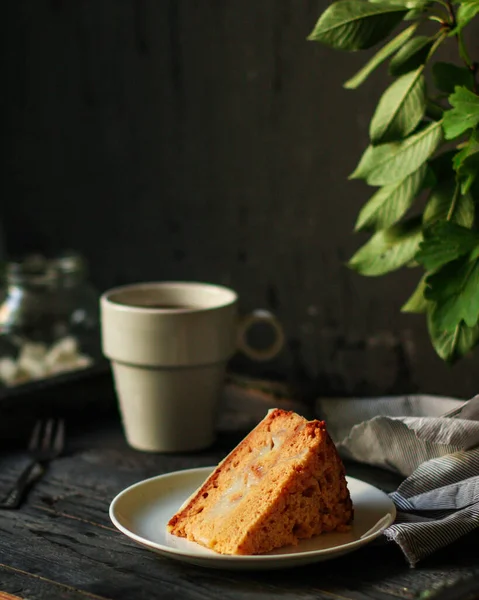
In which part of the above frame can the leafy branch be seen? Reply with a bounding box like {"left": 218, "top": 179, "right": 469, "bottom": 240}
{"left": 309, "top": 0, "right": 479, "bottom": 363}
{"left": 446, "top": 0, "right": 478, "bottom": 90}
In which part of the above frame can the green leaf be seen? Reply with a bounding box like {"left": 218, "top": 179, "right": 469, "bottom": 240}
{"left": 389, "top": 36, "right": 434, "bottom": 76}
{"left": 443, "top": 86, "right": 479, "bottom": 140}
{"left": 428, "top": 310, "right": 479, "bottom": 363}
{"left": 308, "top": 1, "right": 407, "bottom": 51}
{"left": 355, "top": 164, "right": 427, "bottom": 231}
{"left": 368, "top": 0, "right": 428, "bottom": 6}
{"left": 370, "top": 69, "right": 426, "bottom": 144}
{"left": 453, "top": 131, "right": 479, "bottom": 194}
{"left": 423, "top": 179, "right": 475, "bottom": 227}
{"left": 402, "top": 275, "right": 430, "bottom": 313}
{"left": 344, "top": 24, "right": 418, "bottom": 89}
{"left": 461, "top": 173, "right": 476, "bottom": 195}
{"left": 367, "top": 0, "right": 430, "bottom": 18}
{"left": 452, "top": 1, "right": 479, "bottom": 34}
{"left": 348, "top": 217, "right": 422, "bottom": 276}
{"left": 416, "top": 221, "right": 479, "bottom": 271}
{"left": 404, "top": 7, "right": 427, "bottom": 19}
{"left": 351, "top": 120, "right": 443, "bottom": 185}
{"left": 432, "top": 62, "right": 475, "bottom": 94}
{"left": 426, "top": 257, "right": 479, "bottom": 330}
{"left": 454, "top": 132, "right": 479, "bottom": 170}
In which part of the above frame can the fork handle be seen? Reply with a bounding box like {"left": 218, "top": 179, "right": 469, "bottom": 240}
{"left": 1, "top": 460, "right": 45, "bottom": 509}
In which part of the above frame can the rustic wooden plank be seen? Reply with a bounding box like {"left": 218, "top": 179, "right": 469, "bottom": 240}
{"left": 0, "top": 592, "right": 23, "bottom": 600}
{"left": 0, "top": 513, "right": 363, "bottom": 600}
{"left": 0, "top": 564, "right": 113, "bottom": 600}
{"left": 0, "top": 493, "right": 439, "bottom": 600}
{"left": 5, "top": 479, "right": 479, "bottom": 600}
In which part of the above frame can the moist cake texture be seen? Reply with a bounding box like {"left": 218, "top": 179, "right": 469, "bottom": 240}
{"left": 167, "top": 409, "right": 353, "bottom": 555}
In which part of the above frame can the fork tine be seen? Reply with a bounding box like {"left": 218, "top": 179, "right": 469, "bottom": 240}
{"left": 42, "top": 418, "right": 55, "bottom": 451}
{"left": 28, "top": 420, "right": 43, "bottom": 451}
{"left": 54, "top": 419, "right": 65, "bottom": 454}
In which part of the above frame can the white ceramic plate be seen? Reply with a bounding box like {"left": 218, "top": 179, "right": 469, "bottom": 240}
{"left": 110, "top": 466, "right": 396, "bottom": 570}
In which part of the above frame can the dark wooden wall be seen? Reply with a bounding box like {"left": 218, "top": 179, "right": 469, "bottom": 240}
{"left": 2, "top": 1, "right": 479, "bottom": 398}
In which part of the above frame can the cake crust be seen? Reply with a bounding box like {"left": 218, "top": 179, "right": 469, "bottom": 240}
{"left": 167, "top": 409, "right": 353, "bottom": 555}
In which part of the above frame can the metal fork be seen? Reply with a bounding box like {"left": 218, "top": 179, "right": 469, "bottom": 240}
{"left": 0, "top": 418, "right": 65, "bottom": 509}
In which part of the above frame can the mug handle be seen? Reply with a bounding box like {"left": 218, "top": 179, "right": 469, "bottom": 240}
{"left": 236, "top": 310, "right": 285, "bottom": 362}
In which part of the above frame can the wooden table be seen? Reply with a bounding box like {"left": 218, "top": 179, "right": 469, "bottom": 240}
{"left": 0, "top": 416, "right": 478, "bottom": 600}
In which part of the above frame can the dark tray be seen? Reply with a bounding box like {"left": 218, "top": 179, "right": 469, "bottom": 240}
{"left": 0, "top": 361, "right": 118, "bottom": 446}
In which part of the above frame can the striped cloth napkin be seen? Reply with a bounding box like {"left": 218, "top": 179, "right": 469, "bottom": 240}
{"left": 316, "top": 394, "right": 479, "bottom": 567}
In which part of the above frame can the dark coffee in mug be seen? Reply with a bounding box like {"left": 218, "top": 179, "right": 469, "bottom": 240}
{"left": 112, "top": 300, "right": 193, "bottom": 310}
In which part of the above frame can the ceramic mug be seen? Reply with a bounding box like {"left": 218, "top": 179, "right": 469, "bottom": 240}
{"left": 100, "top": 281, "right": 284, "bottom": 452}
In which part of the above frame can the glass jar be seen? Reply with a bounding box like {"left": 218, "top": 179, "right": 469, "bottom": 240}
{"left": 0, "top": 253, "right": 100, "bottom": 388}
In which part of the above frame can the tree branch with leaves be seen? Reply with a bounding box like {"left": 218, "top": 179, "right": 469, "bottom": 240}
{"left": 309, "top": 0, "right": 479, "bottom": 363}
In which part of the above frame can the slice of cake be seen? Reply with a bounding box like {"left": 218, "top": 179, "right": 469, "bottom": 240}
{"left": 167, "top": 409, "right": 353, "bottom": 555}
